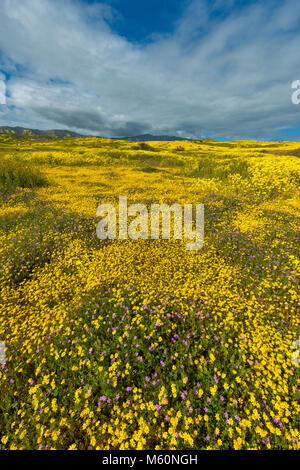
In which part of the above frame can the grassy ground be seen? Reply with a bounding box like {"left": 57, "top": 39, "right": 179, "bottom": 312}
{"left": 0, "top": 159, "right": 47, "bottom": 193}
{"left": 0, "top": 134, "right": 299, "bottom": 450}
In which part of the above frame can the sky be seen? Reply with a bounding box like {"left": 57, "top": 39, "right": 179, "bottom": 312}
{"left": 0, "top": 0, "right": 300, "bottom": 140}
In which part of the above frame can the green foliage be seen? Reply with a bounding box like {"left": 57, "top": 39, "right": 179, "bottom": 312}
{"left": 0, "top": 160, "right": 48, "bottom": 193}
{"left": 186, "top": 157, "right": 249, "bottom": 180}
{"left": 132, "top": 142, "right": 158, "bottom": 151}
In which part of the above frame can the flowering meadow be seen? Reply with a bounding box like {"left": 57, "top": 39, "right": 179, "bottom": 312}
{"left": 0, "top": 134, "right": 299, "bottom": 450}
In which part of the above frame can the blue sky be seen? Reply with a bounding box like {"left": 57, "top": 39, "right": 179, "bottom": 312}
{"left": 0, "top": 0, "right": 300, "bottom": 139}
{"left": 92, "top": 0, "right": 188, "bottom": 43}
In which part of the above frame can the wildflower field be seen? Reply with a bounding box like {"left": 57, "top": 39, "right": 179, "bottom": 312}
{"left": 0, "top": 134, "right": 299, "bottom": 450}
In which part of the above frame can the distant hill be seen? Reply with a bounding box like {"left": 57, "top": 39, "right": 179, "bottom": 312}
{"left": 0, "top": 126, "right": 83, "bottom": 137}
{"left": 0, "top": 126, "right": 193, "bottom": 141}
{"left": 117, "top": 133, "right": 191, "bottom": 141}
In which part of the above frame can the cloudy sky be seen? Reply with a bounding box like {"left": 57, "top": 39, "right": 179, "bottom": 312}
{"left": 0, "top": 0, "right": 300, "bottom": 139}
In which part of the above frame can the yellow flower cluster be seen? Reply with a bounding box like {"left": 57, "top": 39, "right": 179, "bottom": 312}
{"left": 0, "top": 135, "right": 299, "bottom": 450}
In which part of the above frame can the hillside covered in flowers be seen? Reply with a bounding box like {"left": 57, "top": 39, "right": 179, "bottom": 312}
{"left": 0, "top": 134, "right": 299, "bottom": 450}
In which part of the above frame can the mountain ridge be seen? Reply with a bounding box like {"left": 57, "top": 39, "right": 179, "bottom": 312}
{"left": 0, "top": 126, "right": 193, "bottom": 141}
{"left": 0, "top": 126, "right": 83, "bottom": 138}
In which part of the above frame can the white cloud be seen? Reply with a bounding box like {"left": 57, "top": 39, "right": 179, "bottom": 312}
{"left": 0, "top": 0, "right": 300, "bottom": 138}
